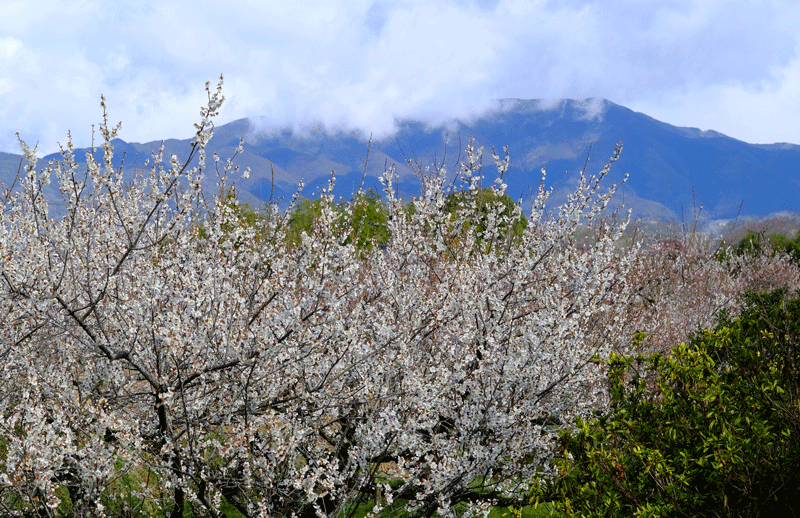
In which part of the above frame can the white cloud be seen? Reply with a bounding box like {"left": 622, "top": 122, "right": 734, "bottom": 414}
{"left": 629, "top": 37, "right": 800, "bottom": 144}
{"left": 0, "top": 36, "right": 22, "bottom": 59}
{"left": 2, "top": 0, "right": 800, "bottom": 154}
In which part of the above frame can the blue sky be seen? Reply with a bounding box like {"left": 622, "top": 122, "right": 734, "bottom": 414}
{"left": 2, "top": 0, "right": 799, "bottom": 154}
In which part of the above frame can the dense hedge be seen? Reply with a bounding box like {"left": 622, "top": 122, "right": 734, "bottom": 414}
{"left": 545, "top": 288, "right": 800, "bottom": 517}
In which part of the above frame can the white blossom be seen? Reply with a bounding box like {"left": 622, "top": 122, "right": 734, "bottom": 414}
{"left": 0, "top": 81, "right": 646, "bottom": 518}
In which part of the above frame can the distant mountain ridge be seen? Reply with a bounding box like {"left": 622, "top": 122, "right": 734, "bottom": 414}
{"left": 1, "top": 99, "right": 799, "bottom": 220}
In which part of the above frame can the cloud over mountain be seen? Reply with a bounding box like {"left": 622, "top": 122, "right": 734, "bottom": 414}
{"left": 2, "top": 0, "right": 800, "bottom": 155}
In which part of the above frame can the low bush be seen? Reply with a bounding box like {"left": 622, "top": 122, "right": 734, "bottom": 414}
{"left": 546, "top": 288, "right": 800, "bottom": 517}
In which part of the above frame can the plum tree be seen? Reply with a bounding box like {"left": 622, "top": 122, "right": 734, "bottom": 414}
{"left": 0, "top": 78, "right": 637, "bottom": 518}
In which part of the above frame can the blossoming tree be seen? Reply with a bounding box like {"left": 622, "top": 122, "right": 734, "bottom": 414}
{"left": 0, "top": 78, "right": 637, "bottom": 518}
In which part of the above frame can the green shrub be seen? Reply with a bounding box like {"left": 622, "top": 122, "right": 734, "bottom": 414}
{"left": 285, "top": 196, "right": 326, "bottom": 246}
{"left": 735, "top": 229, "right": 764, "bottom": 257}
{"left": 546, "top": 288, "right": 800, "bottom": 517}
{"left": 343, "top": 188, "right": 391, "bottom": 251}
{"left": 285, "top": 188, "right": 389, "bottom": 251}
{"left": 441, "top": 187, "right": 528, "bottom": 252}
{"left": 767, "top": 230, "right": 800, "bottom": 263}
{"left": 735, "top": 229, "right": 800, "bottom": 263}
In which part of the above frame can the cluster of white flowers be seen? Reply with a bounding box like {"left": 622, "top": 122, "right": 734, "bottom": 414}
{"left": 0, "top": 81, "right": 642, "bottom": 518}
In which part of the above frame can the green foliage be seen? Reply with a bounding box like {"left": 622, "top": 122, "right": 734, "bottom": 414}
{"left": 343, "top": 188, "right": 391, "bottom": 251}
{"left": 489, "top": 503, "right": 560, "bottom": 518}
{"left": 198, "top": 191, "right": 273, "bottom": 244}
{"left": 220, "top": 495, "right": 248, "bottom": 518}
{"left": 284, "top": 186, "right": 526, "bottom": 255}
{"left": 441, "top": 187, "right": 528, "bottom": 252}
{"left": 735, "top": 229, "right": 764, "bottom": 257}
{"left": 767, "top": 230, "right": 800, "bottom": 262}
{"left": 546, "top": 288, "right": 800, "bottom": 517}
{"left": 735, "top": 228, "right": 800, "bottom": 263}
{"left": 285, "top": 196, "right": 326, "bottom": 246}
{"left": 285, "top": 188, "right": 390, "bottom": 251}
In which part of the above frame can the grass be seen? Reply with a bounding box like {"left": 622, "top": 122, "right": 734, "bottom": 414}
{"left": 489, "top": 503, "right": 560, "bottom": 518}
{"left": 336, "top": 490, "right": 561, "bottom": 518}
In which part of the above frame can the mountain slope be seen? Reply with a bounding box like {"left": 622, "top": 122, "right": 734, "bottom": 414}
{"left": 1, "top": 99, "right": 798, "bottom": 219}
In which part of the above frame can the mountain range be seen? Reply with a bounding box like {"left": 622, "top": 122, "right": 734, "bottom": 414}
{"left": 2, "top": 98, "right": 799, "bottom": 222}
